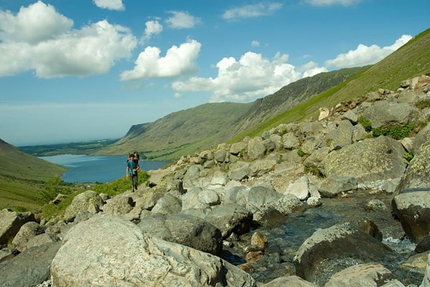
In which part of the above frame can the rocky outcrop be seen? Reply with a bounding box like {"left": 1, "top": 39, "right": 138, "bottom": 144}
{"left": 50, "top": 214, "right": 255, "bottom": 287}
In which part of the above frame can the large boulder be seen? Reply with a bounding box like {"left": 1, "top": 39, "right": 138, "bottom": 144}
{"left": 0, "top": 209, "right": 35, "bottom": 245}
{"left": 362, "top": 100, "right": 418, "bottom": 129}
{"left": 63, "top": 190, "right": 104, "bottom": 222}
{"left": 293, "top": 222, "right": 392, "bottom": 286}
{"left": 0, "top": 241, "right": 61, "bottom": 287}
{"left": 320, "top": 136, "right": 406, "bottom": 183}
{"left": 395, "top": 140, "right": 430, "bottom": 195}
{"left": 51, "top": 214, "right": 255, "bottom": 287}
{"left": 138, "top": 213, "right": 223, "bottom": 256}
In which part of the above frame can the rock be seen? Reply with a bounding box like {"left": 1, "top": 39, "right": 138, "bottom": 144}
{"left": 282, "top": 132, "right": 300, "bottom": 150}
{"left": 51, "top": 214, "right": 255, "bottom": 287}
{"left": 395, "top": 140, "right": 430, "bottom": 195}
{"left": 392, "top": 191, "right": 430, "bottom": 243}
{"left": 0, "top": 209, "right": 35, "bottom": 245}
{"left": 246, "top": 185, "right": 282, "bottom": 213}
{"left": 284, "top": 176, "right": 311, "bottom": 200}
{"left": 12, "top": 221, "right": 45, "bottom": 252}
{"left": 326, "top": 119, "right": 354, "bottom": 150}
{"left": 250, "top": 231, "right": 268, "bottom": 249}
{"left": 325, "top": 263, "right": 394, "bottom": 287}
{"left": 275, "top": 193, "right": 305, "bottom": 215}
{"left": 63, "top": 190, "right": 104, "bottom": 222}
{"left": 204, "top": 203, "right": 253, "bottom": 239}
{"left": 0, "top": 242, "right": 61, "bottom": 287}
{"left": 261, "top": 275, "right": 318, "bottom": 287}
{"left": 362, "top": 100, "right": 418, "bottom": 129}
{"left": 248, "top": 137, "right": 267, "bottom": 160}
{"left": 319, "top": 175, "right": 357, "bottom": 198}
{"left": 102, "top": 194, "right": 135, "bottom": 216}
{"left": 294, "top": 222, "right": 392, "bottom": 286}
{"left": 321, "top": 136, "right": 406, "bottom": 183}
{"left": 138, "top": 213, "right": 222, "bottom": 256}
{"left": 151, "top": 193, "right": 182, "bottom": 215}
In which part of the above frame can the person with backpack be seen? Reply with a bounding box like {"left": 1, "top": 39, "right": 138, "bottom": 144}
{"left": 126, "top": 153, "right": 139, "bottom": 192}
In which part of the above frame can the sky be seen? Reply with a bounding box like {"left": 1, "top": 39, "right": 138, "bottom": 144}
{"left": 0, "top": 0, "right": 428, "bottom": 146}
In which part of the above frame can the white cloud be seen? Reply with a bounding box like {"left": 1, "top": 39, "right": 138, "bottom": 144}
{"left": 222, "top": 3, "right": 282, "bottom": 20}
{"left": 325, "top": 35, "right": 412, "bottom": 68}
{"left": 299, "top": 61, "right": 328, "bottom": 77}
{"left": 0, "top": 2, "right": 137, "bottom": 78}
{"left": 120, "top": 39, "right": 201, "bottom": 81}
{"left": 145, "top": 20, "right": 163, "bottom": 38}
{"left": 251, "top": 40, "right": 260, "bottom": 47}
{"left": 140, "top": 20, "right": 163, "bottom": 45}
{"left": 165, "top": 11, "right": 201, "bottom": 29}
{"left": 93, "top": 0, "right": 125, "bottom": 11}
{"left": 0, "top": 1, "right": 73, "bottom": 44}
{"left": 305, "top": 0, "right": 361, "bottom": 6}
{"left": 172, "top": 51, "right": 302, "bottom": 102}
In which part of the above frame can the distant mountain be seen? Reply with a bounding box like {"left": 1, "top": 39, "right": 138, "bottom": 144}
{"left": 0, "top": 138, "right": 66, "bottom": 181}
{"left": 98, "top": 27, "right": 430, "bottom": 161}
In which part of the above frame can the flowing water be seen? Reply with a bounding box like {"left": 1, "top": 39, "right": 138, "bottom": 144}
{"left": 222, "top": 191, "right": 420, "bottom": 285}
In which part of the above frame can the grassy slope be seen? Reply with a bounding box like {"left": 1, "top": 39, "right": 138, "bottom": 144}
{"left": 96, "top": 102, "right": 254, "bottom": 159}
{"left": 229, "top": 28, "right": 430, "bottom": 142}
{"left": 0, "top": 139, "right": 67, "bottom": 211}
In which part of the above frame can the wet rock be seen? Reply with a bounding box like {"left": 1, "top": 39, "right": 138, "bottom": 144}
{"left": 205, "top": 203, "right": 253, "bottom": 239}
{"left": 392, "top": 191, "right": 430, "bottom": 243}
{"left": 294, "top": 222, "right": 392, "bottom": 286}
{"left": 325, "top": 263, "right": 394, "bottom": 287}
{"left": 260, "top": 275, "right": 317, "bottom": 287}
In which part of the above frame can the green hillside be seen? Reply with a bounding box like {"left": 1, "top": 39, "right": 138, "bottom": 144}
{"left": 0, "top": 138, "right": 67, "bottom": 211}
{"left": 231, "top": 28, "right": 430, "bottom": 140}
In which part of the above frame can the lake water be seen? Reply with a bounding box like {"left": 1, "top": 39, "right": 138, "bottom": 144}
{"left": 40, "top": 154, "right": 170, "bottom": 183}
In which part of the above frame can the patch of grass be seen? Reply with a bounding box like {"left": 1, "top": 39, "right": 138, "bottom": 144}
{"left": 358, "top": 116, "right": 373, "bottom": 132}
{"left": 372, "top": 123, "right": 415, "bottom": 140}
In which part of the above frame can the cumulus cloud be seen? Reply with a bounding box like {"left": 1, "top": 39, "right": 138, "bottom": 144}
{"left": 120, "top": 39, "right": 201, "bottom": 81}
{"left": 222, "top": 3, "right": 283, "bottom": 20}
{"left": 305, "top": 0, "right": 361, "bottom": 6}
{"left": 93, "top": 0, "right": 125, "bottom": 10}
{"left": 0, "top": 2, "right": 137, "bottom": 78}
{"left": 165, "top": 11, "right": 201, "bottom": 29}
{"left": 172, "top": 51, "right": 302, "bottom": 102}
{"left": 325, "top": 35, "right": 412, "bottom": 68}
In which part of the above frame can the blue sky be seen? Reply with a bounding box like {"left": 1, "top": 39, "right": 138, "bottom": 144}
{"left": 0, "top": 0, "right": 428, "bottom": 146}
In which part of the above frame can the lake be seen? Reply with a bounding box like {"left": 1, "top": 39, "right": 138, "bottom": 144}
{"left": 40, "top": 154, "right": 170, "bottom": 183}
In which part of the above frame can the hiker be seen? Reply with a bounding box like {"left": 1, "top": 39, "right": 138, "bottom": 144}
{"left": 133, "top": 151, "right": 140, "bottom": 169}
{"left": 126, "top": 153, "right": 139, "bottom": 192}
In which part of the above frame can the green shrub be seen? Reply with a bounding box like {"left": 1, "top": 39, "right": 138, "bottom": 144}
{"left": 297, "top": 149, "right": 305, "bottom": 157}
{"left": 39, "top": 177, "right": 73, "bottom": 203}
{"left": 358, "top": 116, "right": 372, "bottom": 132}
{"left": 404, "top": 150, "right": 414, "bottom": 164}
{"left": 372, "top": 123, "right": 414, "bottom": 140}
{"left": 416, "top": 99, "right": 430, "bottom": 109}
